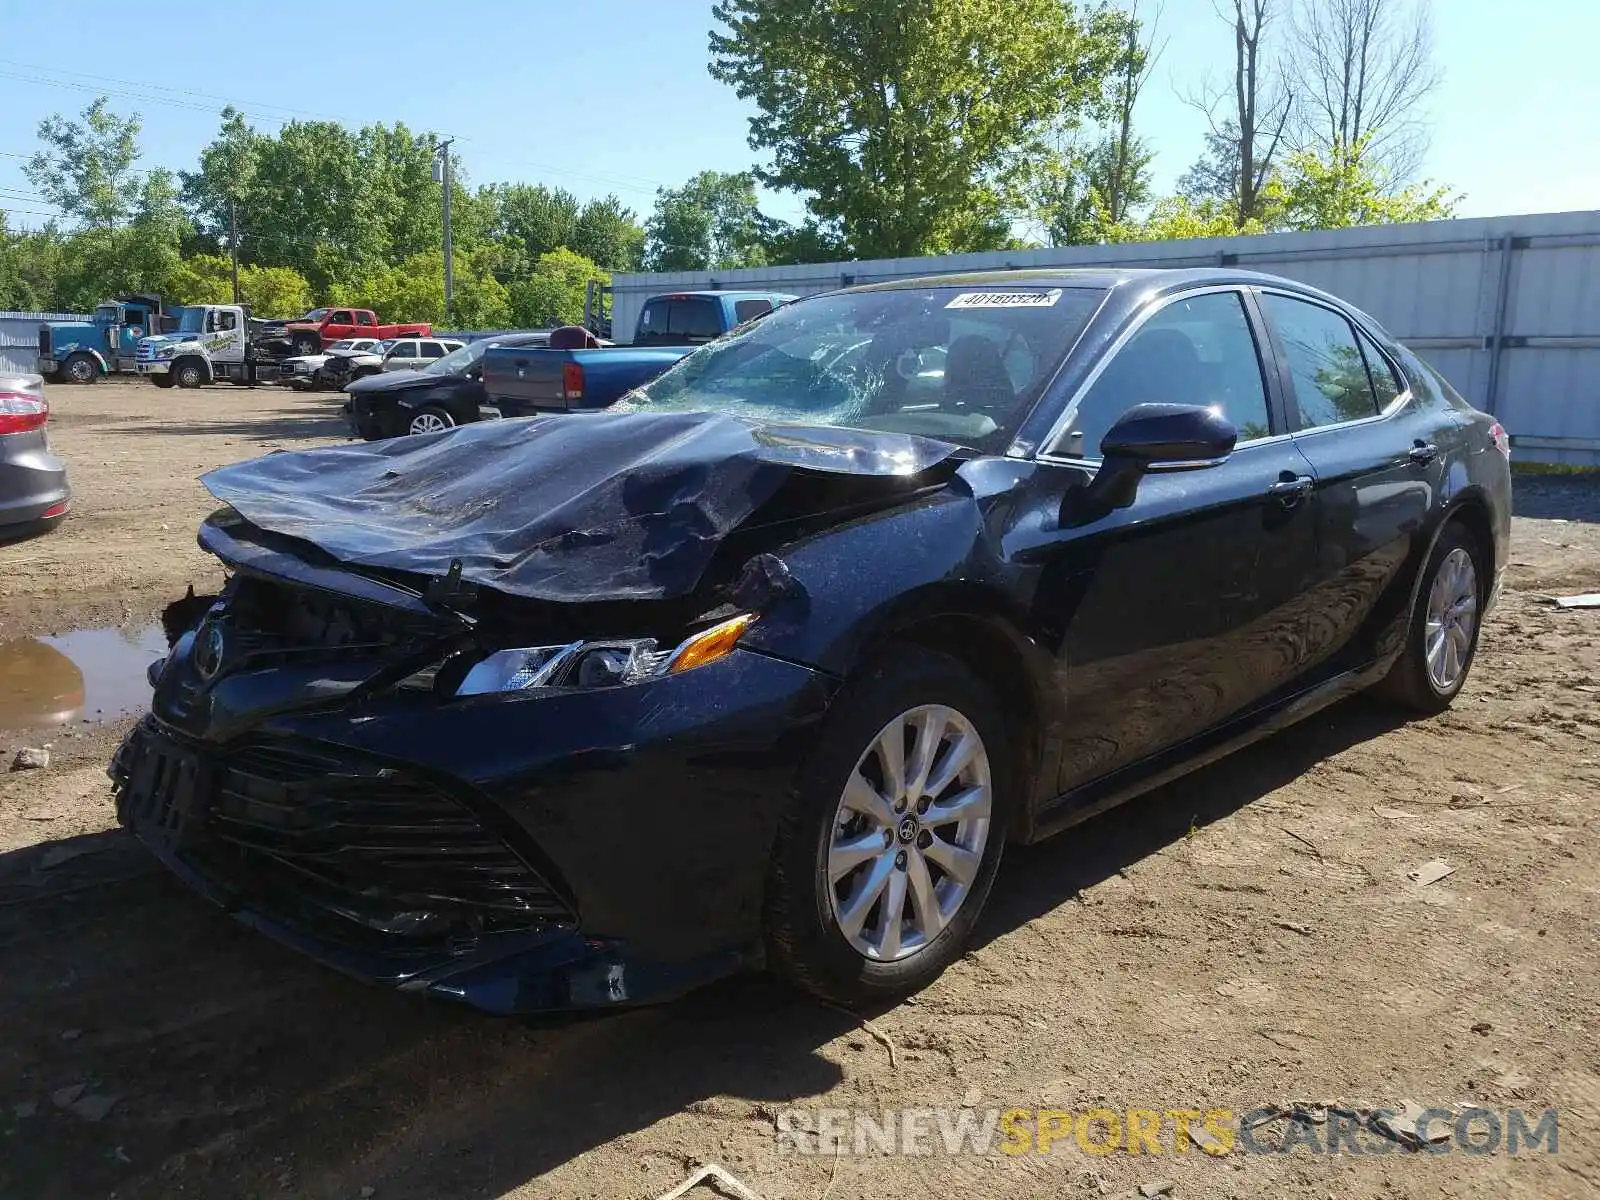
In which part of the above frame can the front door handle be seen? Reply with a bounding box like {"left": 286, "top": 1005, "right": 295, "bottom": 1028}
{"left": 1267, "top": 474, "right": 1314, "bottom": 504}
{"left": 1408, "top": 441, "right": 1439, "bottom": 465}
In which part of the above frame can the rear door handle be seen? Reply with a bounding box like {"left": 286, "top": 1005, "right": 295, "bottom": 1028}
{"left": 1408, "top": 441, "right": 1439, "bottom": 465}
{"left": 1267, "top": 474, "right": 1314, "bottom": 503}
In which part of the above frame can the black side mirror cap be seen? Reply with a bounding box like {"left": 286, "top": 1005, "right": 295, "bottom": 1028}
{"left": 1099, "top": 402, "right": 1238, "bottom": 464}
{"left": 1065, "top": 403, "right": 1238, "bottom": 522}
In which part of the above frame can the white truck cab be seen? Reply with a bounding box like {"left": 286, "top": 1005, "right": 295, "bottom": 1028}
{"left": 135, "top": 305, "right": 264, "bottom": 388}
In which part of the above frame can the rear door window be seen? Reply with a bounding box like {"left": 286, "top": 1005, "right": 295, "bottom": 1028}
{"left": 1260, "top": 293, "right": 1381, "bottom": 428}
{"left": 388, "top": 341, "right": 418, "bottom": 359}
{"left": 329, "top": 310, "right": 353, "bottom": 326}
{"left": 355, "top": 311, "right": 376, "bottom": 327}
{"left": 734, "top": 298, "right": 775, "bottom": 323}
{"left": 419, "top": 341, "right": 445, "bottom": 359}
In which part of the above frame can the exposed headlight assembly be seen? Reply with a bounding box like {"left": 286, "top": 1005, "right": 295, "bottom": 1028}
{"left": 455, "top": 613, "right": 757, "bottom": 697}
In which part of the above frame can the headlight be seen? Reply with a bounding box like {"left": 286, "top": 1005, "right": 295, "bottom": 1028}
{"left": 156, "top": 345, "right": 177, "bottom": 359}
{"left": 454, "top": 613, "right": 757, "bottom": 697}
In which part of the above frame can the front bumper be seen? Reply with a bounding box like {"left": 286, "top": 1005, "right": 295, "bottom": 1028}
{"left": 36, "top": 357, "right": 57, "bottom": 375}
{"left": 136, "top": 361, "right": 172, "bottom": 376}
{"left": 113, "top": 641, "right": 835, "bottom": 1013}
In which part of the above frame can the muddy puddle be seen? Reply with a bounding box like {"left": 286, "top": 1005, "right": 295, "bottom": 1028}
{"left": 0, "top": 624, "right": 167, "bottom": 728}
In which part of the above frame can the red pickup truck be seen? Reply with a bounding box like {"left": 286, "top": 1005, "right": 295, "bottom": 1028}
{"left": 282, "top": 308, "right": 433, "bottom": 355}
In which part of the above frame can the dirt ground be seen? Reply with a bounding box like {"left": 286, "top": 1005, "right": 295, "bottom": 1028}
{"left": 1, "top": 380, "right": 1598, "bottom": 1200}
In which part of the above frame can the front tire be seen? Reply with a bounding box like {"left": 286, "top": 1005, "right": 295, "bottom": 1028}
{"left": 292, "top": 334, "right": 319, "bottom": 356}
{"left": 173, "top": 360, "right": 206, "bottom": 389}
{"left": 765, "top": 647, "right": 1014, "bottom": 1005}
{"left": 407, "top": 406, "right": 455, "bottom": 436}
{"left": 1376, "top": 521, "right": 1485, "bottom": 713}
{"left": 150, "top": 374, "right": 174, "bottom": 388}
{"left": 64, "top": 353, "right": 98, "bottom": 384}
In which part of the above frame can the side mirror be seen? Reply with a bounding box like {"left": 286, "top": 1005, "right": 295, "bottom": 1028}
{"left": 1069, "top": 403, "right": 1237, "bottom": 519}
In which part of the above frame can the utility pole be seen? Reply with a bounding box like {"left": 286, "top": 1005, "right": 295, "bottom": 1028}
{"left": 434, "top": 139, "right": 454, "bottom": 324}
{"left": 228, "top": 197, "right": 241, "bottom": 304}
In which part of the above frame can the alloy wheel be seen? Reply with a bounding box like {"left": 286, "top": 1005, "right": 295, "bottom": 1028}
{"left": 409, "top": 411, "right": 452, "bottom": 435}
{"left": 825, "top": 704, "right": 992, "bottom": 962}
{"left": 1424, "top": 546, "right": 1478, "bottom": 693}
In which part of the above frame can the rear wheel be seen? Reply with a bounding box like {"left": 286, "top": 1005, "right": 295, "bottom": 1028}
{"left": 407, "top": 406, "right": 455, "bottom": 436}
{"left": 764, "top": 648, "right": 1014, "bottom": 1005}
{"left": 63, "top": 353, "right": 98, "bottom": 384}
{"left": 1376, "top": 522, "right": 1485, "bottom": 712}
{"left": 173, "top": 360, "right": 206, "bottom": 389}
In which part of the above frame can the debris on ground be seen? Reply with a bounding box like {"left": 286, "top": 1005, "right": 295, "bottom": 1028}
{"left": 1450, "top": 784, "right": 1486, "bottom": 808}
{"left": 50, "top": 1084, "right": 118, "bottom": 1122}
{"left": 1375, "top": 1100, "right": 1454, "bottom": 1147}
{"left": 1550, "top": 593, "right": 1600, "bottom": 609}
{"left": 1373, "top": 806, "right": 1411, "bottom": 819}
{"left": 1471, "top": 1021, "right": 1493, "bottom": 1035}
{"left": 1273, "top": 920, "right": 1314, "bottom": 936}
{"left": 1409, "top": 860, "right": 1456, "bottom": 885}
{"left": 655, "top": 1163, "right": 765, "bottom": 1200}
{"left": 10, "top": 746, "right": 50, "bottom": 771}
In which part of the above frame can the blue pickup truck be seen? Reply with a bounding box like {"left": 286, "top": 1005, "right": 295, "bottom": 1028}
{"left": 480, "top": 290, "right": 794, "bottom": 419}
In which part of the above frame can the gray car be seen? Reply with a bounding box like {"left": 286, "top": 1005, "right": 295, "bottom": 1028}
{"left": 0, "top": 374, "right": 70, "bottom": 539}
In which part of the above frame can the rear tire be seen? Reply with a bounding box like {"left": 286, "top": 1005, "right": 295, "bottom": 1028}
{"left": 764, "top": 647, "right": 1015, "bottom": 1006}
{"left": 1375, "top": 521, "right": 1485, "bottom": 713}
{"left": 63, "top": 353, "right": 98, "bottom": 384}
{"left": 407, "top": 406, "right": 455, "bottom": 436}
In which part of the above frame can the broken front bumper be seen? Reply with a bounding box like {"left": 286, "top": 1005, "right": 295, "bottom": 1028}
{"left": 112, "top": 642, "right": 836, "bottom": 1013}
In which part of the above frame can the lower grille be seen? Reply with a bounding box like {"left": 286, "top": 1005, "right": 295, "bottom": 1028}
{"left": 122, "top": 727, "right": 573, "bottom": 959}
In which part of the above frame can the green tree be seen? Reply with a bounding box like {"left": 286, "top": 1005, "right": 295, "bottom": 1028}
{"left": 1265, "top": 140, "right": 1460, "bottom": 231}
{"left": 24, "top": 97, "right": 143, "bottom": 230}
{"left": 485, "top": 183, "right": 582, "bottom": 263}
{"left": 571, "top": 195, "right": 645, "bottom": 271}
{"left": 643, "top": 171, "right": 766, "bottom": 271}
{"left": 1104, "top": 195, "right": 1266, "bottom": 243}
{"left": 508, "top": 248, "right": 608, "bottom": 328}
{"left": 334, "top": 250, "right": 510, "bottom": 327}
{"left": 709, "top": 0, "right": 1122, "bottom": 257}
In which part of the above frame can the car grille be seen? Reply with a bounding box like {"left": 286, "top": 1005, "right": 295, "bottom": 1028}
{"left": 120, "top": 725, "right": 574, "bottom": 958}
{"left": 136, "top": 341, "right": 157, "bottom": 362}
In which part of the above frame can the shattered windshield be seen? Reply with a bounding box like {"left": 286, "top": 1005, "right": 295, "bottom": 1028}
{"left": 622, "top": 285, "right": 1104, "bottom": 450}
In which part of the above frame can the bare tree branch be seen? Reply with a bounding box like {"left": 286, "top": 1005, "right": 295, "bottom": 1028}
{"left": 1289, "top": 0, "right": 1441, "bottom": 178}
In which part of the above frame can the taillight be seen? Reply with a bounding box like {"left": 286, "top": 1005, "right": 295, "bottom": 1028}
{"left": 562, "top": 361, "right": 585, "bottom": 403}
{"left": 1488, "top": 421, "right": 1511, "bottom": 460}
{"left": 0, "top": 388, "right": 48, "bottom": 435}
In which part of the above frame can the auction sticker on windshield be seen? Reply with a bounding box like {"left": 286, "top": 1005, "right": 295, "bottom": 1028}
{"left": 946, "top": 289, "right": 1063, "bottom": 309}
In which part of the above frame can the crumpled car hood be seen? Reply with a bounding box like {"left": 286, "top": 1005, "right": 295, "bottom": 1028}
{"left": 201, "top": 411, "right": 959, "bottom": 602}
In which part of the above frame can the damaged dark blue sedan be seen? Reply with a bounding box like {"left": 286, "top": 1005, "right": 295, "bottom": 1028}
{"left": 112, "top": 269, "right": 1512, "bottom": 1013}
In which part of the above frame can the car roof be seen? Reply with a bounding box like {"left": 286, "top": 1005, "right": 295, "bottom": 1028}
{"left": 838, "top": 267, "right": 1384, "bottom": 331}
{"left": 648, "top": 290, "right": 798, "bottom": 300}
{"left": 844, "top": 266, "right": 1320, "bottom": 294}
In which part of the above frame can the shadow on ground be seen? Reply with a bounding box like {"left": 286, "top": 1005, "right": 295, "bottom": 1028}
{"left": 0, "top": 696, "right": 1406, "bottom": 1199}
{"left": 109, "top": 406, "right": 345, "bottom": 446}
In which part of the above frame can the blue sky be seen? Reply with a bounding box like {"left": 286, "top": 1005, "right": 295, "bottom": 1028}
{"left": 1, "top": 0, "right": 1595, "bottom": 235}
